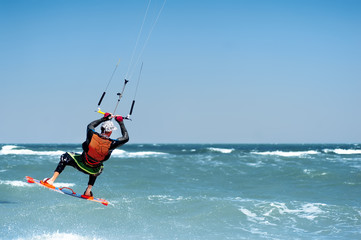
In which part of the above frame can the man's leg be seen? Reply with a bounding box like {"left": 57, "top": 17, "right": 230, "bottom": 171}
{"left": 83, "top": 175, "right": 97, "bottom": 197}
{"left": 84, "top": 185, "right": 93, "bottom": 196}
{"left": 46, "top": 152, "right": 76, "bottom": 185}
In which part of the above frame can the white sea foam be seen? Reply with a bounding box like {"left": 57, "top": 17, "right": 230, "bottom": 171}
{"left": 112, "top": 149, "right": 167, "bottom": 157}
{"left": 299, "top": 203, "right": 325, "bottom": 220}
{"left": 16, "top": 232, "right": 104, "bottom": 240}
{"left": 236, "top": 198, "right": 327, "bottom": 224}
{"left": 239, "top": 207, "right": 277, "bottom": 226}
{"left": 252, "top": 150, "right": 319, "bottom": 157}
{"left": 0, "top": 180, "right": 30, "bottom": 187}
{"left": 208, "top": 147, "right": 234, "bottom": 154}
{"left": 0, "top": 145, "right": 63, "bottom": 156}
{"left": 246, "top": 161, "right": 263, "bottom": 167}
{"left": 324, "top": 148, "right": 361, "bottom": 155}
{"left": 303, "top": 169, "right": 327, "bottom": 177}
{"left": 182, "top": 149, "right": 197, "bottom": 152}
{"left": 147, "top": 194, "right": 189, "bottom": 202}
{"left": 270, "top": 202, "right": 325, "bottom": 220}
{"left": 1, "top": 145, "right": 167, "bottom": 157}
{"left": 0, "top": 180, "right": 74, "bottom": 188}
{"left": 240, "top": 208, "right": 265, "bottom": 221}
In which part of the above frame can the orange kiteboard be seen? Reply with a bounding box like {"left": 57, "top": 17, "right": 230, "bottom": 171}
{"left": 25, "top": 176, "right": 109, "bottom": 206}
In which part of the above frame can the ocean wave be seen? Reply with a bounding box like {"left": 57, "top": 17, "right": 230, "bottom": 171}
{"left": 245, "top": 161, "right": 264, "bottom": 168}
{"left": 252, "top": 150, "right": 319, "bottom": 157}
{"left": 239, "top": 208, "right": 268, "bottom": 223}
{"left": 238, "top": 200, "right": 326, "bottom": 225}
{"left": 208, "top": 147, "right": 234, "bottom": 154}
{"left": 303, "top": 169, "right": 327, "bottom": 177}
{"left": 16, "top": 232, "right": 104, "bottom": 240}
{"left": 0, "top": 180, "right": 75, "bottom": 188}
{"left": 0, "top": 145, "right": 63, "bottom": 156}
{"left": 0, "top": 180, "right": 30, "bottom": 187}
{"left": 147, "top": 194, "right": 189, "bottom": 202}
{"left": 270, "top": 202, "right": 325, "bottom": 220}
{"left": 112, "top": 149, "right": 168, "bottom": 157}
{"left": 323, "top": 148, "right": 361, "bottom": 155}
{"left": 0, "top": 145, "right": 168, "bottom": 158}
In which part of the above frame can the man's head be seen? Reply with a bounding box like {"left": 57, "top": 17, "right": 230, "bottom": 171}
{"left": 101, "top": 121, "right": 117, "bottom": 136}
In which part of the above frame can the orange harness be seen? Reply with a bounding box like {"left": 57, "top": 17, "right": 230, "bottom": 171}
{"left": 85, "top": 134, "right": 111, "bottom": 166}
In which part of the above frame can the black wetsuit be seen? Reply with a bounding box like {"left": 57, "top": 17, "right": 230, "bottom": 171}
{"left": 54, "top": 117, "right": 129, "bottom": 186}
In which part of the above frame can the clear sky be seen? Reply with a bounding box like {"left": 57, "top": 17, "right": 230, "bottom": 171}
{"left": 1, "top": 0, "right": 361, "bottom": 144}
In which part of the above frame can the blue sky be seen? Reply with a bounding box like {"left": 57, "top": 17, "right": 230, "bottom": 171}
{"left": 1, "top": 0, "right": 361, "bottom": 144}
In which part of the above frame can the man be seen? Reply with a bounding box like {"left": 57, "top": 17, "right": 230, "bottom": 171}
{"left": 44, "top": 112, "right": 129, "bottom": 197}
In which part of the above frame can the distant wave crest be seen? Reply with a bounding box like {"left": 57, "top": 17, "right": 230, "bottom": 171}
{"left": 252, "top": 150, "right": 319, "bottom": 157}
{"left": 253, "top": 148, "right": 361, "bottom": 157}
{"left": 112, "top": 149, "right": 168, "bottom": 157}
{"left": 0, "top": 145, "right": 63, "bottom": 156}
{"left": 0, "top": 145, "right": 168, "bottom": 158}
{"left": 208, "top": 147, "right": 234, "bottom": 154}
{"left": 323, "top": 148, "right": 361, "bottom": 155}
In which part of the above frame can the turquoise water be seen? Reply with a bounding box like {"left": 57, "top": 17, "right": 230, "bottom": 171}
{"left": 0, "top": 144, "right": 360, "bottom": 239}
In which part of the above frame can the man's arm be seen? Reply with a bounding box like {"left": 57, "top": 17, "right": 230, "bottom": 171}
{"left": 113, "top": 116, "right": 129, "bottom": 145}
{"left": 87, "top": 113, "right": 112, "bottom": 131}
{"left": 87, "top": 118, "right": 105, "bottom": 131}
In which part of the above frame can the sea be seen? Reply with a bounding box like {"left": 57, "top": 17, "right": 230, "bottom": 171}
{"left": 0, "top": 143, "right": 360, "bottom": 240}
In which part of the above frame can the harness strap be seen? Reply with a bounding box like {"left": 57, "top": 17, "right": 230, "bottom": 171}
{"left": 84, "top": 153, "right": 102, "bottom": 166}
{"left": 68, "top": 152, "right": 103, "bottom": 175}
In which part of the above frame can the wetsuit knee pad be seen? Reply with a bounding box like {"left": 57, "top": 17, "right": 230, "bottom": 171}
{"left": 88, "top": 175, "right": 97, "bottom": 186}
{"left": 60, "top": 152, "right": 71, "bottom": 163}
{"left": 55, "top": 152, "right": 75, "bottom": 173}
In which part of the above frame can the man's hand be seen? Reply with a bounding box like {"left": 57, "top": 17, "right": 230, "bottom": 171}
{"left": 115, "top": 115, "right": 123, "bottom": 122}
{"left": 104, "top": 112, "right": 113, "bottom": 120}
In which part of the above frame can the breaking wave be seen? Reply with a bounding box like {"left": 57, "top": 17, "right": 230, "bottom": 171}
{"left": 16, "top": 232, "right": 104, "bottom": 240}
{"left": 208, "top": 147, "right": 234, "bottom": 154}
{"left": 323, "top": 148, "right": 361, "bottom": 155}
{"left": 252, "top": 150, "right": 319, "bottom": 157}
{"left": 0, "top": 145, "right": 63, "bottom": 156}
{"left": 0, "top": 180, "right": 29, "bottom": 187}
{"left": 112, "top": 149, "right": 168, "bottom": 157}
{"left": 0, "top": 145, "right": 167, "bottom": 158}
{"left": 0, "top": 180, "right": 75, "bottom": 188}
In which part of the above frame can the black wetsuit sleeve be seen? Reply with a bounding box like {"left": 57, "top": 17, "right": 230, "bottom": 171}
{"left": 110, "top": 120, "right": 129, "bottom": 149}
{"left": 87, "top": 118, "right": 106, "bottom": 132}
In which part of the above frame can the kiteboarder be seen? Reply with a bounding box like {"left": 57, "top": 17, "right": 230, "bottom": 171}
{"left": 44, "top": 112, "right": 129, "bottom": 197}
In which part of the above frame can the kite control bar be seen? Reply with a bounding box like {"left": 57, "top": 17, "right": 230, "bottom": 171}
{"left": 96, "top": 63, "right": 141, "bottom": 121}
{"left": 96, "top": 108, "right": 132, "bottom": 121}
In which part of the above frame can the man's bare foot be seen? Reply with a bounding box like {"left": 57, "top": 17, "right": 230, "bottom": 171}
{"left": 83, "top": 189, "right": 93, "bottom": 197}
{"left": 43, "top": 178, "right": 54, "bottom": 185}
